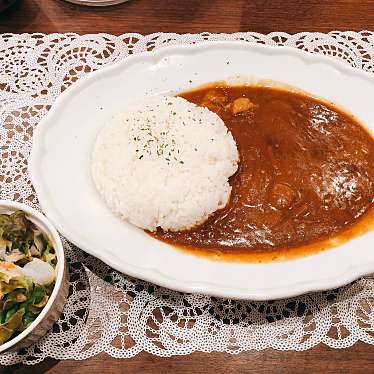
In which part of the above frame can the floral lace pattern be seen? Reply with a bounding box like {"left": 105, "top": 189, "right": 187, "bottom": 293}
{"left": 1, "top": 31, "right": 374, "bottom": 365}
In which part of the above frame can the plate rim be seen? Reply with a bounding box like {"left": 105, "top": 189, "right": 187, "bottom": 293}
{"left": 29, "top": 40, "right": 374, "bottom": 300}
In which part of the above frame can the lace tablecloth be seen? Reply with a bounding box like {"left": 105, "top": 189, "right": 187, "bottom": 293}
{"left": 1, "top": 31, "right": 374, "bottom": 365}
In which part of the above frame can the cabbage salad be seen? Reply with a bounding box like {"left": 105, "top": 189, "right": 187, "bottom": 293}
{"left": 0, "top": 211, "right": 57, "bottom": 344}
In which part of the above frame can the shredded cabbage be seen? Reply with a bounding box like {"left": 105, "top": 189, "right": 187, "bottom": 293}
{"left": 0, "top": 211, "right": 56, "bottom": 344}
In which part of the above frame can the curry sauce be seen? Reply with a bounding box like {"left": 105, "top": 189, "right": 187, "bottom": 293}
{"left": 150, "top": 85, "right": 374, "bottom": 261}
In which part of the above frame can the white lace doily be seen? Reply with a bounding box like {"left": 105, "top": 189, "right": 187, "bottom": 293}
{"left": 1, "top": 31, "right": 374, "bottom": 365}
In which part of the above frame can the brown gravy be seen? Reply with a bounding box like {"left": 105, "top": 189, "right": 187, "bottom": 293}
{"left": 150, "top": 85, "right": 374, "bottom": 262}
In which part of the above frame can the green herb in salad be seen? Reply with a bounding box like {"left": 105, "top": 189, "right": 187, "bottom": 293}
{"left": 0, "top": 211, "right": 57, "bottom": 345}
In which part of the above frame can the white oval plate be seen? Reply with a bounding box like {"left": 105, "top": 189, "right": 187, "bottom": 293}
{"left": 29, "top": 41, "right": 374, "bottom": 300}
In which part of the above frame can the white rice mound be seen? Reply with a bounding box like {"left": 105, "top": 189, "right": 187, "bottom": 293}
{"left": 91, "top": 95, "right": 239, "bottom": 232}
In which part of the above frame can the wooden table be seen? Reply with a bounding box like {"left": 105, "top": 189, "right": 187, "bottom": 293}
{"left": 2, "top": 0, "right": 374, "bottom": 372}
